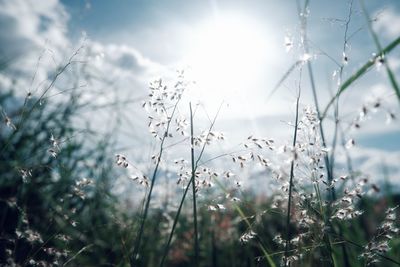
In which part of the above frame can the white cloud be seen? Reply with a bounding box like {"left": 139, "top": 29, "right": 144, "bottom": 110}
{"left": 0, "top": 0, "right": 71, "bottom": 98}
{"left": 0, "top": 0, "right": 169, "bottom": 162}
{"left": 373, "top": 7, "right": 400, "bottom": 40}
{"left": 0, "top": 0, "right": 69, "bottom": 55}
{"left": 86, "top": 41, "right": 163, "bottom": 81}
{"left": 0, "top": 0, "right": 163, "bottom": 107}
{"left": 343, "top": 146, "right": 400, "bottom": 185}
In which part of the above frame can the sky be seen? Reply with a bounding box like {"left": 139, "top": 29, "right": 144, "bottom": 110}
{"left": 57, "top": 0, "right": 400, "bottom": 117}
{"left": 1, "top": 0, "right": 400, "bottom": 193}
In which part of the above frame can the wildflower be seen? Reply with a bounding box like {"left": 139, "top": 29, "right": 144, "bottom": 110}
{"left": 208, "top": 205, "right": 217, "bottom": 211}
{"left": 48, "top": 148, "right": 58, "bottom": 158}
{"left": 24, "top": 229, "right": 43, "bottom": 243}
{"left": 48, "top": 134, "right": 61, "bottom": 158}
{"left": 19, "top": 168, "right": 32, "bottom": 183}
{"left": 4, "top": 115, "right": 16, "bottom": 130}
{"left": 375, "top": 53, "right": 385, "bottom": 71}
{"left": 76, "top": 177, "right": 93, "bottom": 187}
{"left": 343, "top": 52, "right": 349, "bottom": 65}
{"left": 115, "top": 154, "right": 129, "bottom": 168}
{"left": 239, "top": 230, "right": 257, "bottom": 244}
{"left": 284, "top": 35, "right": 294, "bottom": 53}
{"left": 361, "top": 206, "right": 399, "bottom": 265}
{"left": 345, "top": 139, "right": 355, "bottom": 149}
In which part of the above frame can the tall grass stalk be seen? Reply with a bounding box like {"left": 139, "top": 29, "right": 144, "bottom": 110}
{"left": 284, "top": 89, "right": 300, "bottom": 266}
{"left": 160, "top": 104, "right": 222, "bottom": 267}
{"left": 298, "top": 3, "right": 336, "bottom": 201}
{"left": 130, "top": 99, "right": 181, "bottom": 266}
{"left": 328, "top": 2, "right": 353, "bottom": 266}
{"left": 0, "top": 47, "right": 82, "bottom": 155}
{"left": 297, "top": 1, "right": 337, "bottom": 265}
{"left": 329, "top": 0, "right": 353, "bottom": 183}
{"left": 190, "top": 103, "right": 199, "bottom": 267}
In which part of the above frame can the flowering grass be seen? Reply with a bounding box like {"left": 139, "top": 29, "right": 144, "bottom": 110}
{"left": 1, "top": 1, "right": 400, "bottom": 266}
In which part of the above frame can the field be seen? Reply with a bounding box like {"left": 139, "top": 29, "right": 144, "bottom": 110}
{"left": 1, "top": 0, "right": 400, "bottom": 266}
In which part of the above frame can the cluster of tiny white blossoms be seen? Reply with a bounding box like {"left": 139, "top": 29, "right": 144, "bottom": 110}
{"left": 142, "top": 72, "right": 188, "bottom": 140}
{"left": 193, "top": 130, "right": 225, "bottom": 147}
{"left": 270, "top": 106, "right": 336, "bottom": 264}
{"left": 48, "top": 133, "right": 61, "bottom": 158}
{"left": 239, "top": 230, "right": 257, "bottom": 244}
{"left": 16, "top": 228, "right": 43, "bottom": 243}
{"left": 115, "top": 154, "right": 149, "bottom": 186}
{"left": 173, "top": 131, "right": 225, "bottom": 192}
{"left": 361, "top": 206, "right": 399, "bottom": 265}
{"left": 331, "top": 178, "right": 371, "bottom": 220}
{"left": 2, "top": 109, "right": 17, "bottom": 131}
{"left": 19, "top": 168, "right": 33, "bottom": 183}
{"left": 115, "top": 72, "right": 229, "bottom": 196}
{"left": 70, "top": 177, "right": 94, "bottom": 200}
{"left": 351, "top": 95, "right": 397, "bottom": 130}
{"left": 175, "top": 159, "right": 217, "bottom": 190}
{"left": 274, "top": 234, "right": 308, "bottom": 266}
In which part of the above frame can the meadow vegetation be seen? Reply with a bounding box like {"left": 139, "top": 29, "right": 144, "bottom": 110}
{"left": 1, "top": 0, "right": 400, "bottom": 266}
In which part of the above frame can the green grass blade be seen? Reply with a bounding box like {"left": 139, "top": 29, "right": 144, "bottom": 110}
{"left": 322, "top": 35, "right": 400, "bottom": 119}
{"left": 360, "top": 0, "right": 400, "bottom": 101}
{"left": 213, "top": 178, "right": 277, "bottom": 267}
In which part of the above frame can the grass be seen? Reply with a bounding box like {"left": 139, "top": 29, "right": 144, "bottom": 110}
{"left": 131, "top": 91, "right": 181, "bottom": 266}
{"left": 284, "top": 88, "right": 300, "bottom": 266}
{"left": 189, "top": 103, "right": 199, "bottom": 267}
{"left": 1, "top": 1, "right": 400, "bottom": 266}
{"left": 322, "top": 35, "right": 400, "bottom": 118}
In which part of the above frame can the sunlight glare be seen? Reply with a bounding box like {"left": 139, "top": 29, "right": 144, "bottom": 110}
{"left": 184, "top": 14, "right": 273, "bottom": 110}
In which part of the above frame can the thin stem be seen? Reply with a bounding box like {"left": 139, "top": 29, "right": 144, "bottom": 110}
{"left": 329, "top": 2, "right": 353, "bottom": 266}
{"left": 213, "top": 177, "right": 276, "bottom": 267}
{"left": 130, "top": 98, "right": 181, "bottom": 266}
{"left": 329, "top": 231, "right": 400, "bottom": 266}
{"left": 1, "top": 47, "right": 83, "bottom": 154}
{"left": 284, "top": 90, "right": 300, "bottom": 266}
{"left": 190, "top": 103, "right": 199, "bottom": 267}
{"left": 160, "top": 104, "right": 222, "bottom": 267}
{"left": 330, "top": 0, "right": 353, "bottom": 182}
{"left": 298, "top": 0, "right": 336, "bottom": 202}
{"left": 297, "top": 2, "right": 336, "bottom": 265}
{"left": 63, "top": 245, "right": 93, "bottom": 266}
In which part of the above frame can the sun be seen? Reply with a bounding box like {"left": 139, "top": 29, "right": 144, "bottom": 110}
{"left": 183, "top": 13, "right": 272, "bottom": 111}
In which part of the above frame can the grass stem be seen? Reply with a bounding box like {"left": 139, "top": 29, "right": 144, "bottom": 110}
{"left": 284, "top": 89, "right": 300, "bottom": 266}
{"left": 130, "top": 99, "right": 181, "bottom": 266}
{"left": 190, "top": 103, "right": 199, "bottom": 267}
